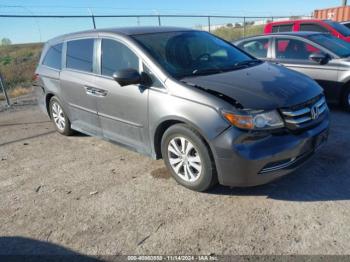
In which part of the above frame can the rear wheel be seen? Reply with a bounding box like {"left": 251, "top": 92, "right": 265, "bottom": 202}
{"left": 49, "top": 96, "right": 74, "bottom": 136}
{"left": 342, "top": 87, "right": 350, "bottom": 111}
{"left": 161, "top": 124, "right": 217, "bottom": 192}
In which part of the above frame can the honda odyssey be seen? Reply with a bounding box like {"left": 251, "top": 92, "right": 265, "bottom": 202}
{"left": 35, "top": 27, "right": 329, "bottom": 191}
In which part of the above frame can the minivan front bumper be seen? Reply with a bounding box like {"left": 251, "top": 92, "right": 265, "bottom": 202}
{"left": 211, "top": 114, "right": 330, "bottom": 187}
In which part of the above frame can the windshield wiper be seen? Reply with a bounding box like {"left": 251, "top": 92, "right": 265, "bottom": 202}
{"left": 191, "top": 60, "right": 262, "bottom": 76}
{"left": 232, "top": 59, "right": 262, "bottom": 68}
{"left": 192, "top": 68, "right": 224, "bottom": 76}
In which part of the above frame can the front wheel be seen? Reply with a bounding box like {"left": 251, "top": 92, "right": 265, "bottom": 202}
{"left": 49, "top": 96, "right": 74, "bottom": 136}
{"left": 161, "top": 124, "right": 217, "bottom": 192}
{"left": 342, "top": 87, "right": 350, "bottom": 111}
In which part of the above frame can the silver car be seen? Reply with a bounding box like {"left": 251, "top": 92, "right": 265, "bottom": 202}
{"left": 234, "top": 32, "right": 350, "bottom": 110}
{"left": 35, "top": 27, "right": 329, "bottom": 191}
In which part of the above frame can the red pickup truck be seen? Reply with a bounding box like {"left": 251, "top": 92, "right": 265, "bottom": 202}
{"left": 264, "top": 19, "right": 350, "bottom": 42}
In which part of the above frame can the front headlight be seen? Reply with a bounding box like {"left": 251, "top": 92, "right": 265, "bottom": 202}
{"left": 222, "top": 110, "right": 284, "bottom": 130}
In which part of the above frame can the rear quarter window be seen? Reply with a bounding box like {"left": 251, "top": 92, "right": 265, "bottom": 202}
{"left": 42, "top": 43, "right": 63, "bottom": 70}
{"left": 299, "top": 23, "right": 329, "bottom": 33}
{"left": 272, "top": 24, "right": 293, "bottom": 33}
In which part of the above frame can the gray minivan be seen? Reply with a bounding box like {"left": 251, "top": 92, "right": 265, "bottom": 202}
{"left": 35, "top": 27, "right": 329, "bottom": 191}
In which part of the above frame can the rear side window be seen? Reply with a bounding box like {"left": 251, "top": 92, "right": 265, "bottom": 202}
{"left": 272, "top": 24, "right": 293, "bottom": 33}
{"left": 42, "top": 43, "right": 62, "bottom": 70}
{"left": 66, "top": 39, "right": 94, "bottom": 72}
{"left": 101, "top": 39, "right": 139, "bottom": 77}
{"left": 238, "top": 38, "right": 269, "bottom": 58}
{"left": 299, "top": 23, "right": 328, "bottom": 33}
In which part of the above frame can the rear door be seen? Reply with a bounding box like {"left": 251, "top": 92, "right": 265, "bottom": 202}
{"left": 60, "top": 38, "right": 101, "bottom": 136}
{"left": 272, "top": 36, "right": 338, "bottom": 97}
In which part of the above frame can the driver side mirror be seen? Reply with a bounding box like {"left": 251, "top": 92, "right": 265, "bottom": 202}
{"left": 112, "top": 69, "right": 141, "bottom": 86}
{"left": 309, "top": 52, "right": 330, "bottom": 65}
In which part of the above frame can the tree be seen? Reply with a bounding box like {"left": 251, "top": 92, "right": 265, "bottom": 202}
{"left": 1, "top": 38, "right": 12, "bottom": 46}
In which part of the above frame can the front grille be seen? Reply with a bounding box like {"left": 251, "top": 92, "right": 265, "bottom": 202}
{"left": 280, "top": 95, "right": 327, "bottom": 131}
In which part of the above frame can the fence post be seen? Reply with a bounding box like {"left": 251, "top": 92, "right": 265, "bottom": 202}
{"left": 158, "top": 15, "right": 161, "bottom": 26}
{"left": 208, "top": 16, "right": 211, "bottom": 32}
{"left": 0, "top": 73, "right": 10, "bottom": 107}
{"left": 243, "top": 17, "right": 246, "bottom": 38}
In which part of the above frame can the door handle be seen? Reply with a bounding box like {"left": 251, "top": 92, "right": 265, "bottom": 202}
{"left": 85, "top": 86, "right": 108, "bottom": 97}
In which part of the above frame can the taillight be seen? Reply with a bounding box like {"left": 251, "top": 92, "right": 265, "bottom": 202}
{"left": 32, "top": 74, "right": 39, "bottom": 82}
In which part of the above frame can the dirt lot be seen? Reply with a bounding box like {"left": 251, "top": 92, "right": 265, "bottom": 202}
{"left": 0, "top": 94, "right": 350, "bottom": 258}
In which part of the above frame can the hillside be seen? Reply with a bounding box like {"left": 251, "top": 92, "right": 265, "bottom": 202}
{"left": 0, "top": 43, "right": 43, "bottom": 91}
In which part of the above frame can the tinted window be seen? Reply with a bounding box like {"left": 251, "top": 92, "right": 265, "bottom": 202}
{"left": 342, "top": 22, "right": 350, "bottom": 30}
{"left": 42, "top": 43, "right": 62, "bottom": 69}
{"left": 299, "top": 23, "right": 328, "bottom": 33}
{"left": 324, "top": 20, "right": 350, "bottom": 36}
{"left": 132, "top": 31, "right": 254, "bottom": 79}
{"left": 275, "top": 38, "right": 321, "bottom": 60}
{"left": 66, "top": 39, "right": 94, "bottom": 72}
{"left": 239, "top": 38, "right": 269, "bottom": 58}
{"left": 272, "top": 24, "right": 293, "bottom": 33}
{"left": 101, "top": 39, "right": 139, "bottom": 77}
{"left": 309, "top": 34, "right": 350, "bottom": 57}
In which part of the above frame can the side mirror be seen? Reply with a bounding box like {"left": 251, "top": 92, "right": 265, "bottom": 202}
{"left": 112, "top": 69, "right": 141, "bottom": 86}
{"left": 309, "top": 52, "right": 330, "bottom": 65}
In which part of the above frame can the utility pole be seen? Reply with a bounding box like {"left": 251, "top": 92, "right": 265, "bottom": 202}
{"left": 0, "top": 73, "right": 10, "bottom": 107}
{"left": 342, "top": 0, "right": 347, "bottom": 6}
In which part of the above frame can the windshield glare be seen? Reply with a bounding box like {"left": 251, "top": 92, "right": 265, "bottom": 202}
{"left": 132, "top": 31, "right": 254, "bottom": 78}
{"left": 324, "top": 20, "right": 350, "bottom": 37}
{"left": 309, "top": 34, "right": 350, "bottom": 57}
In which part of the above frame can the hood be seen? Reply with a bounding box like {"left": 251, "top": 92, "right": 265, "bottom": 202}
{"left": 181, "top": 62, "right": 323, "bottom": 110}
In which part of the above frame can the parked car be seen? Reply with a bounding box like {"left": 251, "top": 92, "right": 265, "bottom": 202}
{"left": 34, "top": 27, "right": 329, "bottom": 191}
{"left": 264, "top": 19, "right": 350, "bottom": 42}
{"left": 234, "top": 32, "right": 350, "bottom": 110}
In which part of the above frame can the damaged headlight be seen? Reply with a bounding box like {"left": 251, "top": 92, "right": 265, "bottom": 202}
{"left": 222, "top": 110, "right": 284, "bottom": 130}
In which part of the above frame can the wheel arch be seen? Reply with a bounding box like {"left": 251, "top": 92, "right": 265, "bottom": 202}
{"left": 341, "top": 81, "right": 350, "bottom": 99}
{"left": 152, "top": 116, "right": 216, "bottom": 164}
{"left": 45, "top": 93, "right": 55, "bottom": 117}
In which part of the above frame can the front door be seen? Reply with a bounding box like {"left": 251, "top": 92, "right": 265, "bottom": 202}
{"left": 94, "top": 38, "right": 150, "bottom": 154}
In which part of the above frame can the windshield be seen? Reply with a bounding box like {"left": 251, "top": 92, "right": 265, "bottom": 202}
{"left": 324, "top": 20, "right": 350, "bottom": 37}
{"left": 132, "top": 31, "right": 257, "bottom": 78}
{"left": 309, "top": 34, "right": 350, "bottom": 57}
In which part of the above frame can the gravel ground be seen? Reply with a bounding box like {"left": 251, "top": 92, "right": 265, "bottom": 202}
{"left": 0, "top": 94, "right": 350, "bottom": 258}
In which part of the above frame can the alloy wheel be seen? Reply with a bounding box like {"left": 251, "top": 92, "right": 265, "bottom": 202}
{"left": 167, "top": 137, "right": 202, "bottom": 182}
{"left": 51, "top": 102, "right": 66, "bottom": 131}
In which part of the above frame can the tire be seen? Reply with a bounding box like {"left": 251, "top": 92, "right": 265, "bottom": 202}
{"left": 161, "top": 124, "right": 217, "bottom": 192}
{"left": 342, "top": 87, "right": 350, "bottom": 111}
{"left": 49, "top": 96, "right": 74, "bottom": 136}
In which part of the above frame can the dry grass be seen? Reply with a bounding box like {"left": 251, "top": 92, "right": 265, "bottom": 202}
{"left": 0, "top": 86, "right": 33, "bottom": 101}
{"left": 213, "top": 24, "right": 265, "bottom": 42}
{"left": 0, "top": 43, "right": 43, "bottom": 89}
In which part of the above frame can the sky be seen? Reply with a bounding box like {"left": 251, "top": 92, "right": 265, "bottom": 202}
{"left": 0, "top": 0, "right": 343, "bottom": 43}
